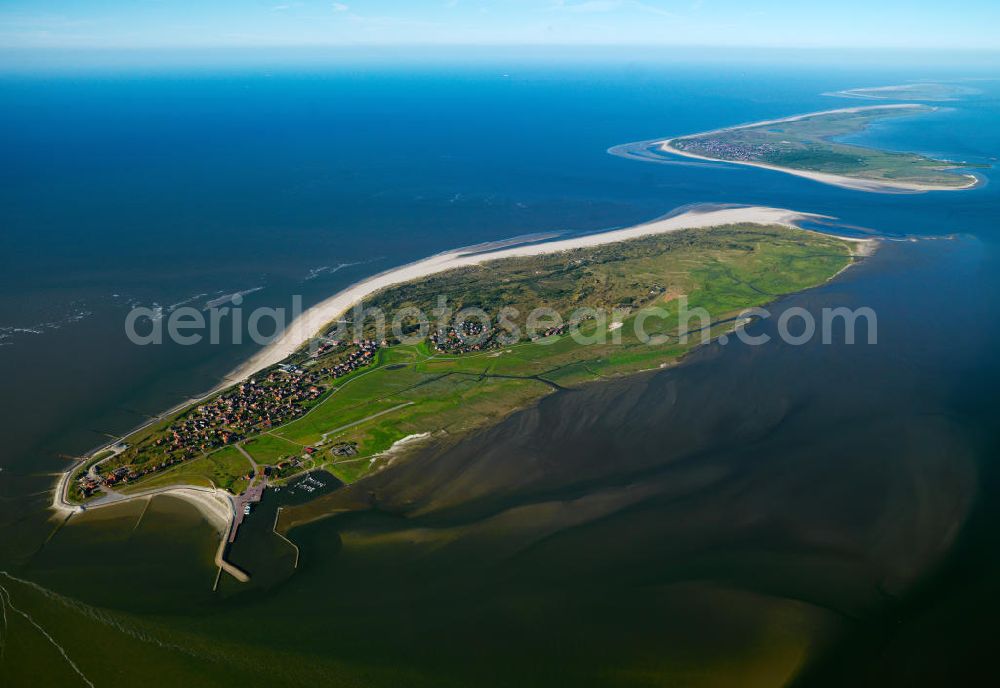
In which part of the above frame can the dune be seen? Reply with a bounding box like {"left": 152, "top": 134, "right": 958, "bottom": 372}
{"left": 227, "top": 205, "right": 823, "bottom": 384}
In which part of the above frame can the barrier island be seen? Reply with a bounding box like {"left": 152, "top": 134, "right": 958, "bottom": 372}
{"left": 616, "top": 105, "right": 982, "bottom": 192}
{"left": 56, "top": 207, "right": 867, "bottom": 576}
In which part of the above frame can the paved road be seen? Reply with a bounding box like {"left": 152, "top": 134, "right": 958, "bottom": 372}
{"left": 319, "top": 402, "right": 415, "bottom": 443}
{"left": 235, "top": 444, "right": 259, "bottom": 471}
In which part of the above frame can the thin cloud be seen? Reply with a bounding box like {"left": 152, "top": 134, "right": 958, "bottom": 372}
{"left": 547, "top": 0, "right": 675, "bottom": 17}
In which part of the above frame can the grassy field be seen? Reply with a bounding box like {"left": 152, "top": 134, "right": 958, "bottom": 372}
{"left": 118, "top": 445, "right": 253, "bottom": 495}
{"left": 670, "top": 106, "right": 979, "bottom": 188}
{"left": 83, "top": 223, "right": 854, "bottom": 499}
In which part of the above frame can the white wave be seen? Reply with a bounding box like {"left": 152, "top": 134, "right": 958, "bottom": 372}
{"left": 166, "top": 293, "right": 207, "bottom": 312}
{"left": 0, "top": 308, "right": 94, "bottom": 346}
{"left": 0, "top": 583, "right": 95, "bottom": 687}
{"left": 305, "top": 261, "right": 359, "bottom": 281}
{"left": 203, "top": 286, "right": 264, "bottom": 309}
{"left": 304, "top": 257, "right": 383, "bottom": 282}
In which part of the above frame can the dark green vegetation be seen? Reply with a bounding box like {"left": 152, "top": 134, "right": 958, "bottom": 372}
{"left": 118, "top": 446, "right": 252, "bottom": 495}
{"left": 79, "top": 224, "right": 853, "bottom": 497}
{"left": 669, "top": 106, "right": 980, "bottom": 189}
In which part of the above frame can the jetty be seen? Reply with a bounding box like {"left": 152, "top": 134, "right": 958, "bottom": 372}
{"left": 229, "top": 477, "right": 266, "bottom": 543}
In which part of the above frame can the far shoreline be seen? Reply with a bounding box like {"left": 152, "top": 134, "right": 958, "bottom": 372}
{"left": 612, "top": 104, "right": 983, "bottom": 193}
{"left": 658, "top": 139, "right": 981, "bottom": 193}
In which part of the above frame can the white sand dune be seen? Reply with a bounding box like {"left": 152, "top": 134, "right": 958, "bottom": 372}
{"left": 228, "top": 205, "right": 820, "bottom": 382}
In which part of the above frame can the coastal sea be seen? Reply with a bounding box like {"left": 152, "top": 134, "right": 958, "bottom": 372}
{"left": 1, "top": 55, "right": 999, "bottom": 686}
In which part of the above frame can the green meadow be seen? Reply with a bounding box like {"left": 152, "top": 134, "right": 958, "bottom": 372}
{"left": 80, "top": 224, "right": 854, "bottom": 497}
{"left": 118, "top": 445, "right": 252, "bottom": 495}
{"left": 671, "top": 106, "right": 980, "bottom": 189}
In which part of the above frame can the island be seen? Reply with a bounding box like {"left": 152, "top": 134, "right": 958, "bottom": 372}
{"left": 824, "top": 82, "right": 981, "bottom": 102}
{"left": 54, "top": 206, "right": 869, "bottom": 581}
{"left": 611, "top": 105, "right": 982, "bottom": 192}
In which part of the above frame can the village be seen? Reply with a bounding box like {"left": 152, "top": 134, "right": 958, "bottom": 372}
{"left": 430, "top": 318, "right": 571, "bottom": 355}
{"left": 75, "top": 314, "right": 580, "bottom": 502}
{"left": 672, "top": 136, "right": 781, "bottom": 163}
{"left": 75, "top": 338, "right": 383, "bottom": 498}
{"left": 430, "top": 319, "right": 500, "bottom": 354}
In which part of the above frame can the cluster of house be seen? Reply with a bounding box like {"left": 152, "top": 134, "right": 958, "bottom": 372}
{"left": 78, "top": 320, "right": 632, "bottom": 501}
{"left": 168, "top": 376, "right": 324, "bottom": 450}
{"left": 530, "top": 323, "right": 570, "bottom": 341}
{"left": 77, "top": 341, "right": 387, "bottom": 498}
{"left": 271, "top": 446, "right": 324, "bottom": 479}
{"left": 76, "top": 474, "right": 103, "bottom": 498}
{"left": 330, "top": 442, "right": 358, "bottom": 457}
{"left": 676, "top": 137, "right": 780, "bottom": 163}
{"left": 430, "top": 321, "right": 499, "bottom": 354}
{"left": 429, "top": 318, "right": 576, "bottom": 353}
{"left": 76, "top": 462, "right": 165, "bottom": 497}
{"left": 164, "top": 340, "right": 381, "bottom": 462}
{"left": 310, "top": 338, "right": 382, "bottom": 378}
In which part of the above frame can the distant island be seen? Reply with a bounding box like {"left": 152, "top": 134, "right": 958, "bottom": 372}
{"left": 54, "top": 206, "right": 866, "bottom": 580}
{"left": 825, "top": 82, "right": 981, "bottom": 102}
{"left": 613, "top": 105, "right": 982, "bottom": 192}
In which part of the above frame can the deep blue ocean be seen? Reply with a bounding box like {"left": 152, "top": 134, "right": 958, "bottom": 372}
{"left": 2, "top": 60, "right": 997, "bottom": 469}
{"left": 1, "top": 54, "right": 999, "bottom": 686}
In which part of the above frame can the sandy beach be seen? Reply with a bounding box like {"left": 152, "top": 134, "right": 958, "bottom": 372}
{"left": 634, "top": 104, "right": 980, "bottom": 193}
{"left": 51, "top": 474, "right": 233, "bottom": 528}
{"left": 50, "top": 474, "right": 248, "bottom": 580}
{"left": 227, "top": 205, "right": 822, "bottom": 383}
{"left": 50, "top": 203, "right": 874, "bottom": 584}
{"left": 54, "top": 204, "right": 866, "bottom": 517}
{"left": 821, "top": 84, "right": 979, "bottom": 103}
{"left": 659, "top": 140, "right": 978, "bottom": 193}
{"left": 54, "top": 204, "right": 876, "bottom": 514}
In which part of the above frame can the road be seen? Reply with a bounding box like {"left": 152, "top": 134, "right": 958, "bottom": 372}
{"left": 235, "top": 444, "right": 259, "bottom": 471}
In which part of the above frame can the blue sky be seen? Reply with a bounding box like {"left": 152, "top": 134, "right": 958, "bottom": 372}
{"left": 1, "top": 0, "right": 998, "bottom": 50}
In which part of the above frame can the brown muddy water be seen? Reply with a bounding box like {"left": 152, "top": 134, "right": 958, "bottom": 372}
{"left": 3, "top": 234, "right": 998, "bottom": 687}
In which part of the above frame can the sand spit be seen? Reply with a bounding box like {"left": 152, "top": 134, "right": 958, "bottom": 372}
{"left": 659, "top": 140, "right": 979, "bottom": 193}
{"left": 612, "top": 105, "right": 980, "bottom": 193}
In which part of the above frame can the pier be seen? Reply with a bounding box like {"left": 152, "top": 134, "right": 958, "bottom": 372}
{"left": 229, "top": 478, "right": 266, "bottom": 543}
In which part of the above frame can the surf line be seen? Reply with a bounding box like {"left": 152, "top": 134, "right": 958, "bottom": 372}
{"left": 0, "top": 583, "right": 8, "bottom": 661}
{"left": 131, "top": 497, "right": 153, "bottom": 534}
{"left": 0, "top": 576, "right": 95, "bottom": 687}
{"left": 273, "top": 507, "right": 300, "bottom": 569}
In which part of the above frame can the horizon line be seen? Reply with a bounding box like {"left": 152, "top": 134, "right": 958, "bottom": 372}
{"left": 4, "top": 43, "right": 1000, "bottom": 53}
